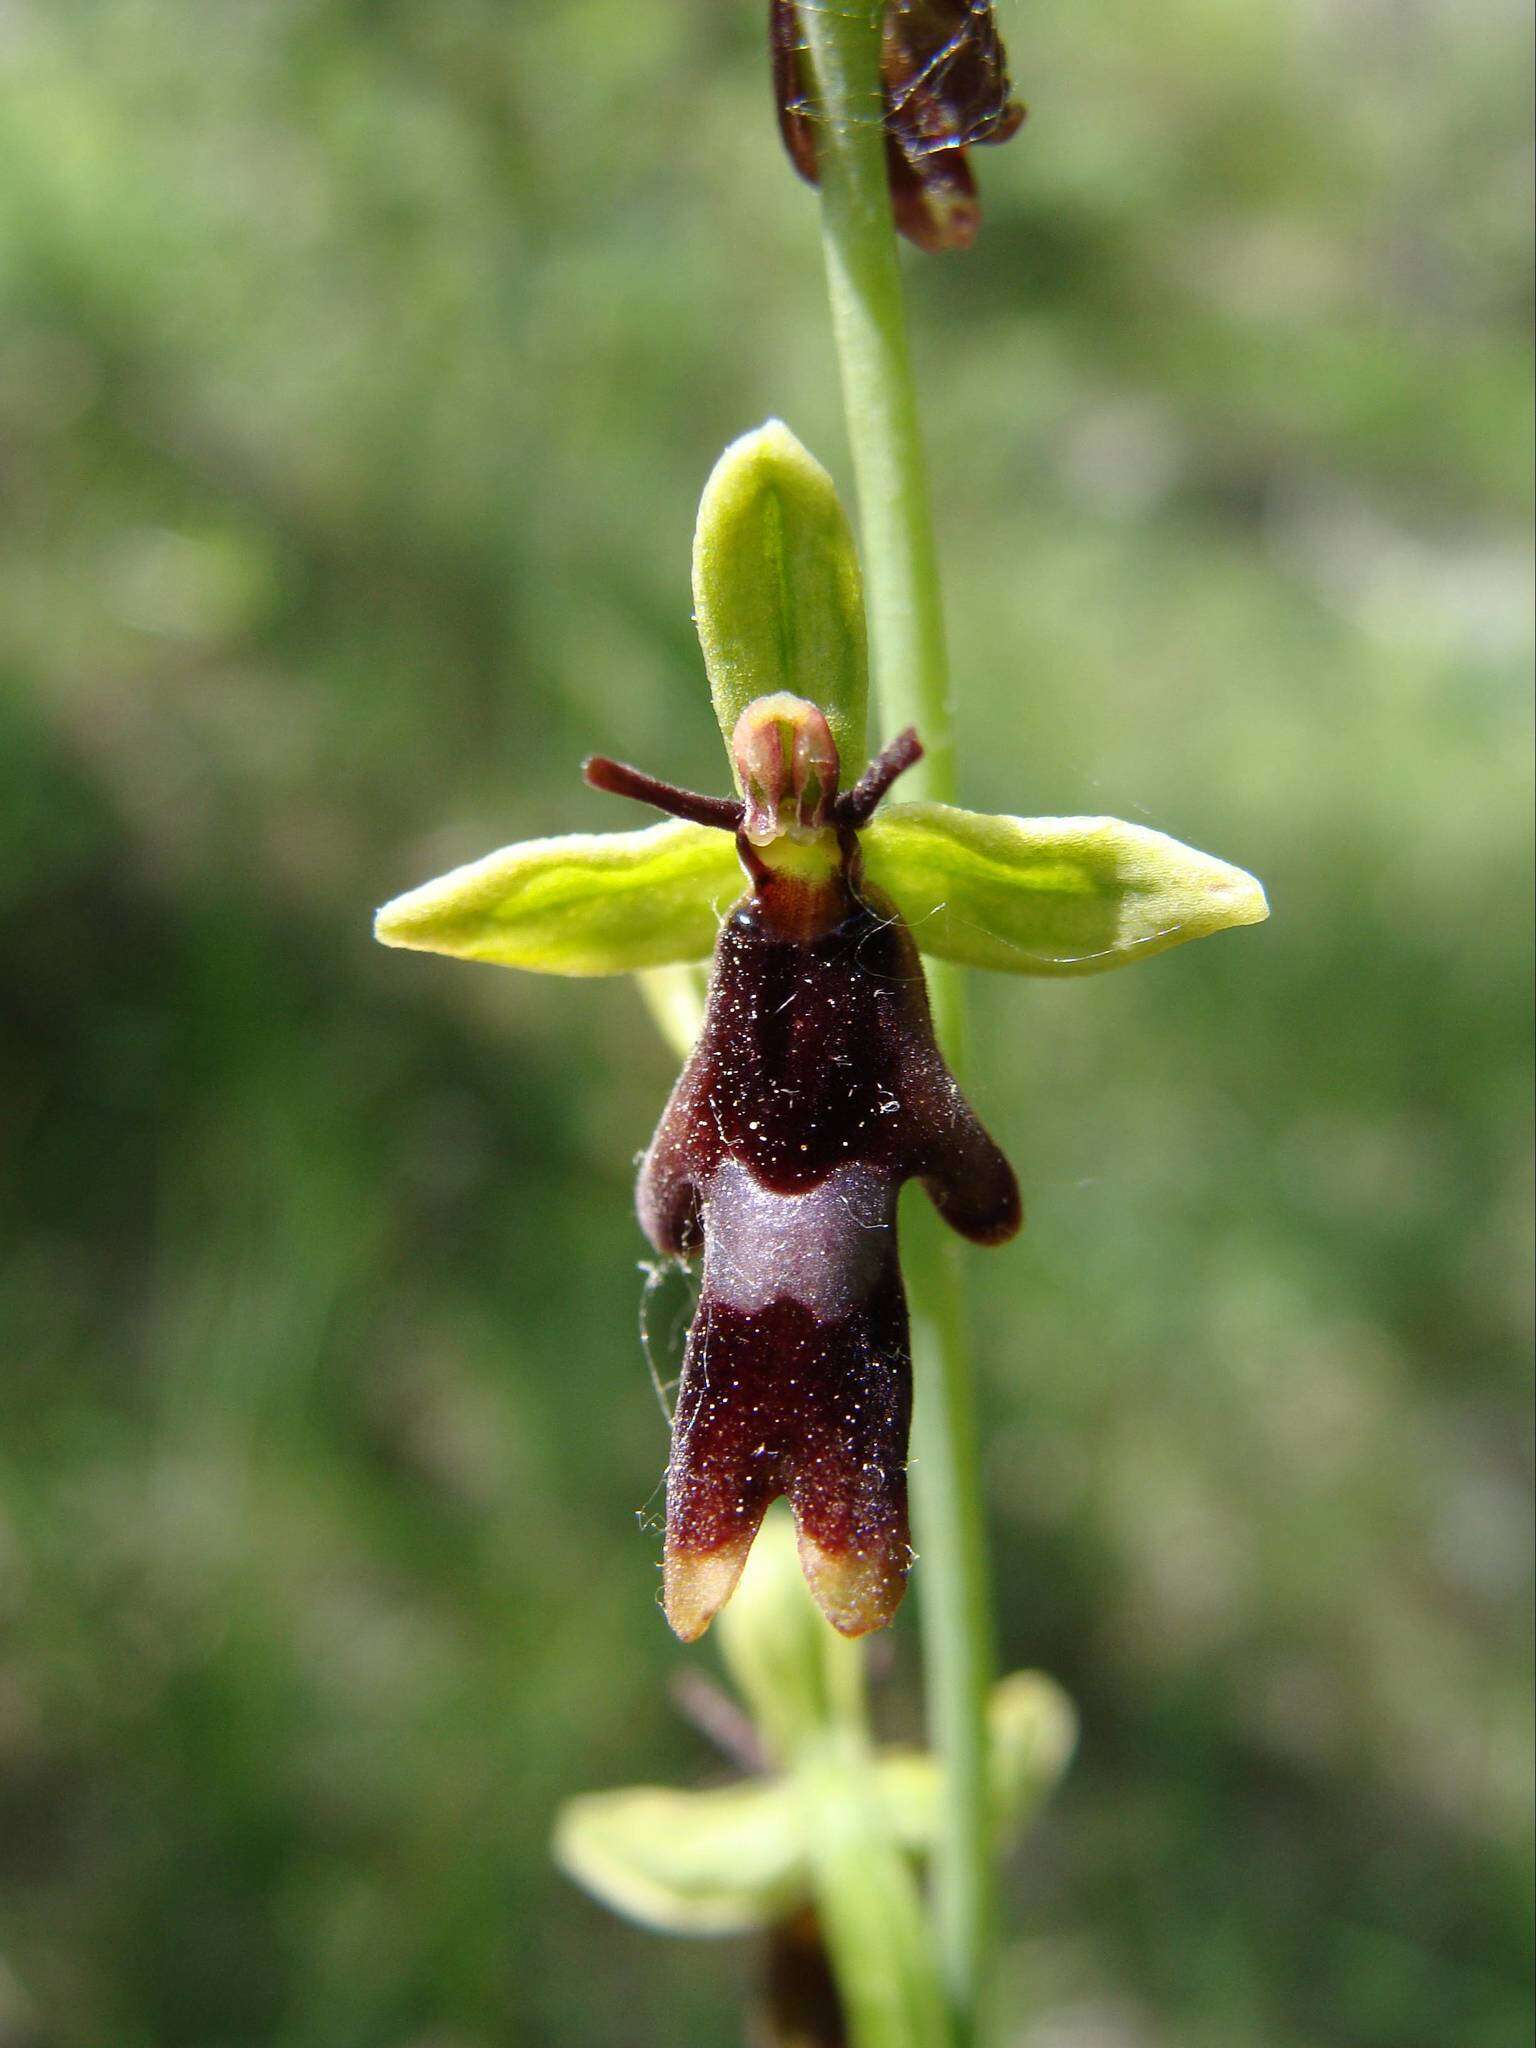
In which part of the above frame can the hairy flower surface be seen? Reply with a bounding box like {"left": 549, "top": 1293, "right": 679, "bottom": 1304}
{"left": 615, "top": 705, "right": 1019, "bottom": 1639}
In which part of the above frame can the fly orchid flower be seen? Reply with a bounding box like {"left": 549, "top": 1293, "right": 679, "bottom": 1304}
{"left": 375, "top": 422, "right": 1268, "bottom": 1641}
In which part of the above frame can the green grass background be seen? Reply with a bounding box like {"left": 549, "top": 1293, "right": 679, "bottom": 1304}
{"left": 0, "top": 2, "right": 1530, "bottom": 2043}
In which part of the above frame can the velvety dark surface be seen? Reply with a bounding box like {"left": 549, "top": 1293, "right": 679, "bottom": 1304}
{"left": 641, "top": 863, "right": 1018, "bottom": 1612}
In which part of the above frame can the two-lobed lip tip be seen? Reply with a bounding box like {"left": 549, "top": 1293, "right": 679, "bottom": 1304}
{"left": 664, "top": 1525, "right": 908, "bottom": 1642}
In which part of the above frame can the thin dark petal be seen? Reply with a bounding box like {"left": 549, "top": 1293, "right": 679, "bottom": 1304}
{"left": 836, "top": 725, "right": 923, "bottom": 828}
{"left": 583, "top": 755, "right": 744, "bottom": 833}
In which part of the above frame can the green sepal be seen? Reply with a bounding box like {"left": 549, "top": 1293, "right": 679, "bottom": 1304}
{"left": 552, "top": 1780, "right": 805, "bottom": 1935}
{"left": 693, "top": 421, "right": 869, "bottom": 779}
{"left": 373, "top": 797, "right": 1266, "bottom": 984}
{"left": 862, "top": 802, "right": 1269, "bottom": 976}
{"left": 634, "top": 962, "right": 710, "bottom": 1057}
{"left": 987, "top": 1669, "right": 1080, "bottom": 1834}
{"left": 715, "top": 1503, "right": 863, "bottom": 1766}
{"left": 873, "top": 1671, "right": 1078, "bottom": 1853}
{"left": 374, "top": 821, "right": 741, "bottom": 977}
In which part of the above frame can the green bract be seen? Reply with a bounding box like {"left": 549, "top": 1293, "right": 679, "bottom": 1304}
{"left": 714, "top": 1502, "right": 853, "bottom": 1765}
{"left": 693, "top": 420, "right": 869, "bottom": 778}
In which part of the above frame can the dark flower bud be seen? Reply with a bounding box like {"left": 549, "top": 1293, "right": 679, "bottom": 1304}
{"left": 771, "top": 0, "right": 1026, "bottom": 253}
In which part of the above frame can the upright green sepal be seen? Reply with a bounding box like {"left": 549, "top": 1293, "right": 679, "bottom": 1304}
{"left": 862, "top": 802, "right": 1269, "bottom": 976}
{"left": 693, "top": 421, "right": 869, "bottom": 779}
{"left": 715, "top": 1504, "right": 864, "bottom": 1766}
{"left": 635, "top": 962, "right": 710, "bottom": 1057}
{"left": 374, "top": 820, "right": 741, "bottom": 976}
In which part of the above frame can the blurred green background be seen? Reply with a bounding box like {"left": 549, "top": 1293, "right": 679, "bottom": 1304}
{"left": 1, "top": 2, "right": 1530, "bottom": 2043}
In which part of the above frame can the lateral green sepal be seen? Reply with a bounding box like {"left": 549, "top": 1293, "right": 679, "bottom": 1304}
{"left": 374, "top": 820, "right": 742, "bottom": 976}
{"left": 862, "top": 802, "right": 1269, "bottom": 976}
{"left": 552, "top": 1780, "right": 805, "bottom": 1935}
{"left": 693, "top": 421, "right": 869, "bottom": 779}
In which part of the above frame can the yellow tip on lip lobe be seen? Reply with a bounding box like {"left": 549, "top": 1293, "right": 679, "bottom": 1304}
{"left": 663, "top": 1533, "right": 758, "bottom": 1643}
{"left": 796, "top": 1531, "right": 908, "bottom": 1638}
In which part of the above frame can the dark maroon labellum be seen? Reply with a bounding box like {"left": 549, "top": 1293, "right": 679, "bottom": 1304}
{"left": 771, "top": 0, "right": 1026, "bottom": 253}
{"left": 585, "top": 702, "right": 1020, "bottom": 1639}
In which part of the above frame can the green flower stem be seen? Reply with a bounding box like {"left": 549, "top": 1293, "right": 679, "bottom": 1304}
{"left": 896, "top": 1203, "right": 995, "bottom": 2032}
{"left": 801, "top": 1603, "right": 949, "bottom": 2048}
{"left": 796, "top": 1737, "right": 952, "bottom": 2048}
{"left": 721, "top": 1515, "right": 953, "bottom": 2048}
{"left": 796, "top": 4, "right": 998, "bottom": 2041}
